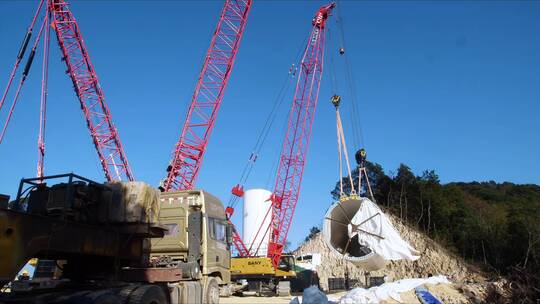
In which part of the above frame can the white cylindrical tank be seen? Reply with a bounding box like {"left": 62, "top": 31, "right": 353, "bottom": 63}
{"left": 242, "top": 189, "right": 272, "bottom": 256}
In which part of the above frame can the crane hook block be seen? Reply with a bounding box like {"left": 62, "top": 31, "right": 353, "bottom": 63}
{"left": 331, "top": 95, "right": 341, "bottom": 108}
{"left": 355, "top": 148, "right": 367, "bottom": 165}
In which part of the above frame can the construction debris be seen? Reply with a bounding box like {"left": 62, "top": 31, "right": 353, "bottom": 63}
{"left": 335, "top": 275, "right": 449, "bottom": 303}
{"left": 290, "top": 286, "right": 329, "bottom": 304}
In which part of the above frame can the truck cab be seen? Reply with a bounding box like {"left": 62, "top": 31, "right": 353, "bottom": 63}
{"left": 151, "top": 190, "right": 232, "bottom": 298}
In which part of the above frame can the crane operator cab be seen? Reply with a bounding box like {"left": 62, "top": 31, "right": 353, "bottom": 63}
{"left": 276, "top": 254, "right": 296, "bottom": 276}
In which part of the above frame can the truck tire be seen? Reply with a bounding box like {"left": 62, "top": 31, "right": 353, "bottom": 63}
{"left": 83, "top": 289, "right": 121, "bottom": 304}
{"left": 129, "top": 285, "right": 167, "bottom": 304}
{"left": 93, "top": 293, "right": 122, "bottom": 304}
{"left": 204, "top": 277, "right": 220, "bottom": 304}
{"left": 118, "top": 285, "right": 139, "bottom": 303}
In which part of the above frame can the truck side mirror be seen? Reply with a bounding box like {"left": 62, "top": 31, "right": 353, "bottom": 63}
{"left": 226, "top": 224, "right": 233, "bottom": 246}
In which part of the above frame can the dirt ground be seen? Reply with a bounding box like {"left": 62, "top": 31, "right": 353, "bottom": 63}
{"left": 220, "top": 295, "right": 294, "bottom": 304}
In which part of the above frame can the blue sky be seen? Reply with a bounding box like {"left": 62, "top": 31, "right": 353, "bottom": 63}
{"left": 0, "top": 1, "right": 539, "bottom": 248}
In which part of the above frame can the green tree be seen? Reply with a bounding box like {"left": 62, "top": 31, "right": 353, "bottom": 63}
{"left": 304, "top": 226, "right": 321, "bottom": 242}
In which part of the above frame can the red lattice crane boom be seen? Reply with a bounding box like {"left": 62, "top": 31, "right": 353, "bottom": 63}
{"left": 162, "top": 0, "right": 252, "bottom": 192}
{"left": 268, "top": 3, "right": 334, "bottom": 267}
{"left": 49, "top": 0, "right": 133, "bottom": 181}
{"left": 228, "top": 3, "right": 335, "bottom": 267}
{"left": 0, "top": 0, "right": 134, "bottom": 182}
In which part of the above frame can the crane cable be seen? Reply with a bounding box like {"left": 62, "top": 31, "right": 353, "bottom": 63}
{"left": 333, "top": 96, "right": 356, "bottom": 198}
{"left": 334, "top": 0, "right": 365, "bottom": 150}
{"left": 327, "top": 2, "right": 364, "bottom": 198}
{"left": 0, "top": 15, "right": 47, "bottom": 145}
{"left": 228, "top": 71, "right": 293, "bottom": 209}
{"left": 0, "top": 0, "right": 45, "bottom": 114}
{"left": 264, "top": 107, "right": 291, "bottom": 190}
{"left": 227, "top": 33, "right": 310, "bottom": 210}
{"left": 334, "top": 2, "right": 376, "bottom": 201}
{"left": 327, "top": 28, "right": 339, "bottom": 94}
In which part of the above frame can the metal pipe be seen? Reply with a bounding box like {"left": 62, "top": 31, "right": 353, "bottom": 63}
{"left": 322, "top": 197, "right": 388, "bottom": 271}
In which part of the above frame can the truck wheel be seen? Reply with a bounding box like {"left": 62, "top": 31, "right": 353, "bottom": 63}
{"left": 204, "top": 277, "right": 220, "bottom": 304}
{"left": 93, "top": 294, "right": 122, "bottom": 304}
{"left": 118, "top": 285, "right": 138, "bottom": 303}
{"left": 129, "top": 285, "right": 167, "bottom": 304}
{"left": 85, "top": 290, "right": 121, "bottom": 304}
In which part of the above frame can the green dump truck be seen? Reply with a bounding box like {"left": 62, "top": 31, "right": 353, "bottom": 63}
{"left": 0, "top": 173, "right": 232, "bottom": 304}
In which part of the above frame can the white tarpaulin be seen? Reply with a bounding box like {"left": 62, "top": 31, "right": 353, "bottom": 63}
{"left": 336, "top": 275, "right": 451, "bottom": 304}
{"left": 349, "top": 198, "right": 420, "bottom": 261}
{"left": 296, "top": 253, "right": 322, "bottom": 271}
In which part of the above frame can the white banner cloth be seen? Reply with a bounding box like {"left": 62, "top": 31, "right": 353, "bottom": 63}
{"left": 348, "top": 198, "right": 420, "bottom": 261}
